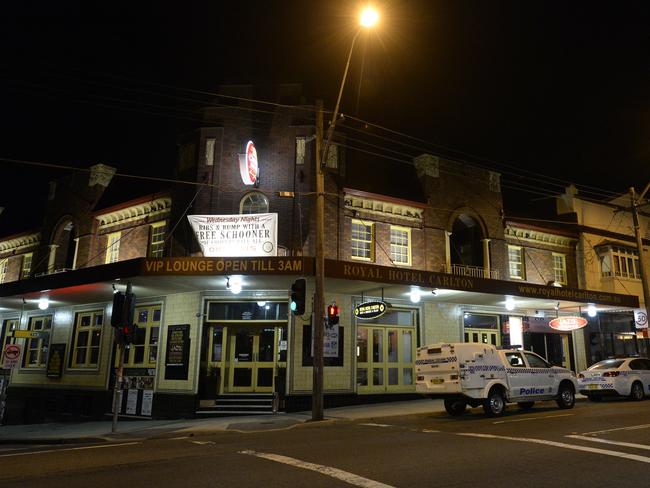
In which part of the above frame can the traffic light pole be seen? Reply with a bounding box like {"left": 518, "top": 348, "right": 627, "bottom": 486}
{"left": 312, "top": 99, "right": 325, "bottom": 421}
{"left": 111, "top": 342, "right": 125, "bottom": 433}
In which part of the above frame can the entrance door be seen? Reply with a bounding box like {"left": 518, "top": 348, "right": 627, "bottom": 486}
{"left": 228, "top": 326, "right": 276, "bottom": 393}
{"left": 356, "top": 326, "right": 415, "bottom": 394}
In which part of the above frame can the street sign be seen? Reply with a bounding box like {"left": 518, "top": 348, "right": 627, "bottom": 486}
{"left": 11, "top": 330, "right": 49, "bottom": 340}
{"left": 2, "top": 343, "right": 22, "bottom": 369}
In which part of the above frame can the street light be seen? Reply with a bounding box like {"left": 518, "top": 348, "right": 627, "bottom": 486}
{"left": 312, "top": 6, "right": 379, "bottom": 422}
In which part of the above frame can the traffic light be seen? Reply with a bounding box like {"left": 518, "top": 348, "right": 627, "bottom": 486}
{"left": 111, "top": 285, "right": 137, "bottom": 344}
{"left": 327, "top": 301, "right": 339, "bottom": 326}
{"left": 290, "top": 278, "right": 306, "bottom": 316}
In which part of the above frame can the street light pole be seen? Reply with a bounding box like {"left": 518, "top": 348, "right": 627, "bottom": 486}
{"left": 312, "top": 7, "right": 379, "bottom": 422}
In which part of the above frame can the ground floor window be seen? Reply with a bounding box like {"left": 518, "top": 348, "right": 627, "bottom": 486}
{"left": 123, "top": 304, "right": 161, "bottom": 367}
{"left": 584, "top": 312, "right": 648, "bottom": 364}
{"left": 70, "top": 310, "right": 103, "bottom": 368}
{"left": 23, "top": 315, "right": 52, "bottom": 368}
{"left": 463, "top": 313, "right": 500, "bottom": 346}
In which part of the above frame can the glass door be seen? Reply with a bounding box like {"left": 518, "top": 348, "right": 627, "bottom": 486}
{"left": 228, "top": 326, "right": 276, "bottom": 393}
{"left": 200, "top": 325, "right": 225, "bottom": 399}
{"left": 356, "top": 326, "right": 415, "bottom": 394}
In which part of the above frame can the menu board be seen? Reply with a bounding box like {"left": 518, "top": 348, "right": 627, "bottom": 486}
{"left": 164, "top": 324, "right": 190, "bottom": 380}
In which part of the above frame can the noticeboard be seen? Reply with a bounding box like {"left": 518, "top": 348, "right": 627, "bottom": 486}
{"left": 46, "top": 344, "right": 66, "bottom": 378}
{"left": 164, "top": 324, "right": 190, "bottom": 380}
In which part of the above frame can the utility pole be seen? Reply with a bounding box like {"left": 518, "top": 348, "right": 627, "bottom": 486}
{"left": 312, "top": 99, "right": 325, "bottom": 421}
{"left": 629, "top": 186, "right": 650, "bottom": 335}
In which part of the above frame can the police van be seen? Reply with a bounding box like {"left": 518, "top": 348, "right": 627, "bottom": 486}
{"left": 415, "top": 342, "right": 578, "bottom": 417}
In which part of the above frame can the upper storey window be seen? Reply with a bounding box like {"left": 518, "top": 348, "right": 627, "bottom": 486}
{"left": 240, "top": 192, "right": 269, "bottom": 214}
{"left": 351, "top": 220, "right": 374, "bottom": 261}
{"left": 600, "top": 245, "right": 640, "bottom": 280}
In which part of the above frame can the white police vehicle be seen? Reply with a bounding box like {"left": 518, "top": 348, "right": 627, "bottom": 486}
{"left": 415, "top": 342, "right": 578, "bottom": 417}
{"left": 578, "top": 357, "right": 650, "bottom": 401}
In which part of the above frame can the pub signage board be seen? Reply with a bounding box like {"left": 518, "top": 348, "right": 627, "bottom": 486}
{"left": 46, "top": 344, "right": 66, "bottom": 378}
{"left": 548, "top": 316, "right": 589, "bottom": 331}
{"left": 354, "top": 300, "right": 388, "bottom": 320}
{"left": 142, "top": 256, "right": 312, "bottom": 276}
{"left": 325, "top": 259, "right": 639, "bottom": 308}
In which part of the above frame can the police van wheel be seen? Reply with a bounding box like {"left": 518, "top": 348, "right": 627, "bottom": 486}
{"left": 444, "top": 398, "right": 467, "bottom": 416}
{"left": 556, "top": 383, "right": 575, "bottom": 409}
{"left": 483, "top": 388, "right": 506, "bottom": 417}
{"left": 517, "top": 401, "right": 534, "bottom": 410}
{"left": 629, "top": 381, "right": 644, "bottom": 401}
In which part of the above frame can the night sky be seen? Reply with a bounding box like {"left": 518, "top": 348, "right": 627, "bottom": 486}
{"left": 1, "top": 1, "right": 649, "bottom": 235}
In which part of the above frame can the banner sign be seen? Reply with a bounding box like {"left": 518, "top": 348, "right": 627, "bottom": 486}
{"left": 354, "top": 300, "right": 388, "bottom": 320}
{"left": 142, "top": 257, "right": 310, "bottom": 276}
{"left": 634, "top": 309, "right": 648, "bottom": 329}
{"left": 548, "top": 316, "right": 589, "bottom": 331}
{"left": 187, "top": 213, "right": 277, "bottom": 257}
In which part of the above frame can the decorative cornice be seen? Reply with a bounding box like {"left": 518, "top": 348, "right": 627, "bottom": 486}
{"left": 0, "top": 232, "right": 41, "bottom": 254}
{"left": 96, "top": 196, "right": 172, "bottom": 229}
{"left": 344, "top": 193, "right": 423, "bottom": 222}
{"left": 505, "top": 226, "right": 575, "bottom": 248}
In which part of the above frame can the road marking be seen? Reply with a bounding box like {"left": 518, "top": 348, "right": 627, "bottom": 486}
{"left": 0, "top": 441, "right": 141, "bottom": 458}
{"left": 169, "top": 436, "right": 191, "bottom": 440}
{"left": 456, "top": 433, "right": 650, "bottom": 464}
{"left": 191, "top": 440, "right": 215, "bottom": 445}
{"left": 493, "top": 413, "right": 574, "bottom": 424}
{"left": 581, "top": 423, "right": 650, "bottom": 436}
{"left": 359, "top": 423, "right": 392, "bottom": 428}
{"left": 422, "top": 429, "right": 440, "bottom": 433}
{"left": 239, "top": 450, "right": 395, "bottom": 488}
{"left": 566, "top": 435, "right": 650, "bottom": 451}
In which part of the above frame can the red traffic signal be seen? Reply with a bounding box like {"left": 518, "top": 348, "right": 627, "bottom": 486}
{"left": 327, "top": 301, "right": 339, "bottom": 326}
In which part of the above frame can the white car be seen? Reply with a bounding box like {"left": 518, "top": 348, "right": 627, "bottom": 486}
{"left": 578, "top": 357, "right": 650, "bottom": 401}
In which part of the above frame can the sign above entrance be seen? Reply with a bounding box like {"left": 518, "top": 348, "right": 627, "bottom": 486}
{"left": 187, "top": 213, "right": 277, "bottom": 257}
{"left": 548, "top": 316, "right": 588, "bottom": 331}
{"left": 354, "top": 300, "right": 388, "bottom": 320}
{"left": 239, "top": 140, "right": 259, "bottom": 186}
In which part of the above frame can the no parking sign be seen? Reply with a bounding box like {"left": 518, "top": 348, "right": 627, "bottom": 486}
{"left": 2, "top": 343, "right": 21, "bottom": 369}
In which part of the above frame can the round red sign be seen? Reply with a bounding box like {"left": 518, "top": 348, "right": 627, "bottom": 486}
{"left": 4, "top": 344, "right": 20, "bottom": 360}
{"left": 548, "top": 316, "right": 588, "bottom": 331}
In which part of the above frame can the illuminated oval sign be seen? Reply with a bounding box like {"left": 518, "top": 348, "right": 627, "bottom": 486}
{"left": 239, "top": 140, "right": 259, "bottom": 186}
{"left": 354, "top": 301, "right": 388, "bottom": 320}
{"left": 548, "top": 316, "right": 588, "bottom": 331}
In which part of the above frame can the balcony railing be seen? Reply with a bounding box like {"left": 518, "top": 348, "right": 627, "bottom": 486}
{"left": 451, "top": 264, "right": 499, "bottom": 280}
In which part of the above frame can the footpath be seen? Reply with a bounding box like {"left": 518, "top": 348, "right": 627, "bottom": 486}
{"left": 0, "top": 399, "right": 444, "bottom": 445}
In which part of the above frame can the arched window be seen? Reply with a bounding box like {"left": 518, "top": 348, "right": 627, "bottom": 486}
{"left": 450, "top": 214, "right": 483, "bottom": 268}
{"left": 239, "top": 192, "right": 269, "bottom": 214}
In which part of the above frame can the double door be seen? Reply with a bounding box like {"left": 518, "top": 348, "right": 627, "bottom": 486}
{"left": 229, "top": 326, "right": 276, "bottom": 393}
{"left": 356, "top": 326, "right": 415, "bottom": 394}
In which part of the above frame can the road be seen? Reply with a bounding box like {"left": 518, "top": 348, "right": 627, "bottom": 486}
{"left": 2, "top": 398, "right": 650, "bottom": 487}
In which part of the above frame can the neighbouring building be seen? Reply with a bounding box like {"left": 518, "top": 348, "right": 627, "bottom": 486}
{"left": 0, "top": 86, "right": 638, "bottom": 423}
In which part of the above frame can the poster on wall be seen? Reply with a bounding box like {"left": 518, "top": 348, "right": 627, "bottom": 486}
{"left": 46, "top": 344, "right": 66, "bottom": 378}
{"left": 164, "top": 324, "right": 191, "bottom": 380}
{"left": 141, "top": 390, "right": 154, "bottom": 416}
{"left": 187, "top": 213, "right": 278, "bottom": 257}
{"left": 324, "top": 323, "right": 339, "bottom": 358}
{"left": 126, "top": 389, "right": 138, "bottom": 415}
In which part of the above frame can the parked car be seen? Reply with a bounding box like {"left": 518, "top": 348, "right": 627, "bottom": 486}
{"left": 578, "top": 357, "right": 650, "bottom": 401}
